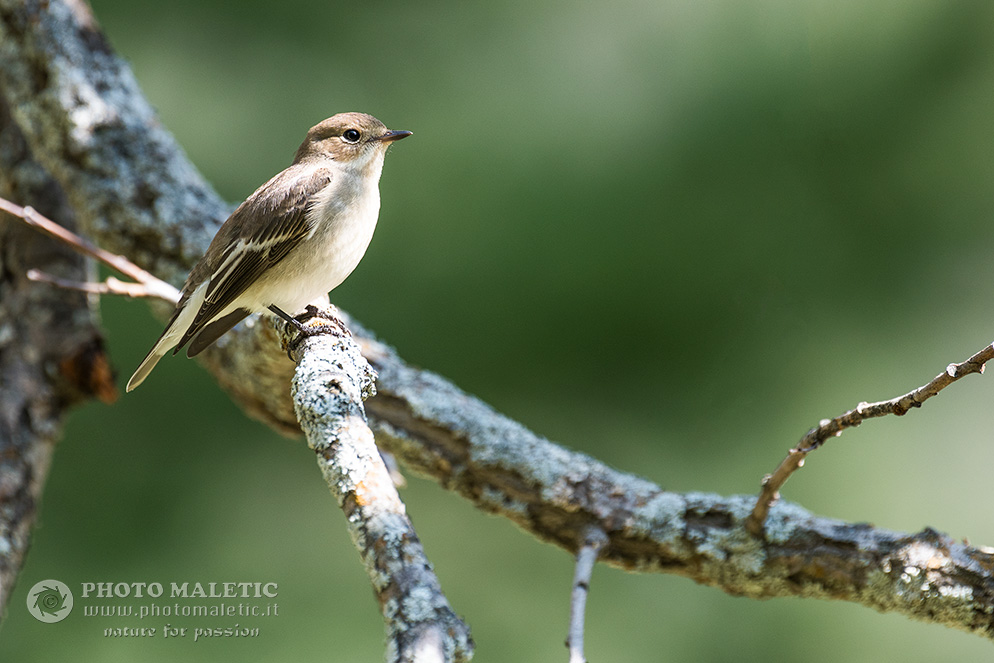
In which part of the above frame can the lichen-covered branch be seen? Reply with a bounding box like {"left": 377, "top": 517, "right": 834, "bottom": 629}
{"left": 282, "top": 315, "right": 473, "bottom": 662}
{"left": 0, "top": 93, "right": 109, "bottom": 614}
{"left": 348, "top": 325, "right": 994, "bottom": 641}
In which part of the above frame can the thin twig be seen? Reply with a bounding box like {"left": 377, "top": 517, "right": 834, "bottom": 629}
{"left": 567, "top": 526, "right": 608, "bottom": 663}
{"left": 0, "top": 197, "right": 180, "bottom": 303}
{"left": 746, "top": 342, "right": 994, "bottom": 535}
{"left": 26, "top": 269, "right": 169, "bottom": 299}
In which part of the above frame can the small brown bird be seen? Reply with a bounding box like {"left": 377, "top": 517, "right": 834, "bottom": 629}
{"left": 127, "top": 112, "right": 411, "bottom": 391}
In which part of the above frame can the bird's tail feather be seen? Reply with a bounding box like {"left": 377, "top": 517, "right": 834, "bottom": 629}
{"left": 126, "top": 282, "right": 208, "bottom": 392}
{"left": 127, "top": 316, "right": 192, "bottom": 391}
{"left": 126, "top": 346, "right": 167, "bottom": 392}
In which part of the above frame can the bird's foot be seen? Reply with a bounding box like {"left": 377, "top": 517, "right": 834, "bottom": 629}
{"left": 293, "top": 304, "right": 351, "bottom": 336}
{"left": 279, "top": 305, "right": 351, "bottom": 358}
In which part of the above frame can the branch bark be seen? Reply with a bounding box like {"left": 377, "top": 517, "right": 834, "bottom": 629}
{"left": 282, "top": 314, "right": 473, "bottom": 662}
{"left": 352, "top": 322, "right": 994, "bottom": 639}
{"left": 1, "top": 0, "right": 993, "bottom": 649}
{"left": 0, "top": 92, "right": 109, "bottom": 612}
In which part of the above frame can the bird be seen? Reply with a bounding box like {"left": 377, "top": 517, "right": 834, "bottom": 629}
{"left": 126, "top": 112, "right": 411, "bottom": 392}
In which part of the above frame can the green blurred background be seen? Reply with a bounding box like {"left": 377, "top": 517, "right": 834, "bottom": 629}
{"left": 4, "top": 0, "right": 994, "bottom": 660}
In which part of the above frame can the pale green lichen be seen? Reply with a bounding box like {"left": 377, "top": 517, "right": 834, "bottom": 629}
{"left": 401, "top": 586, "right": 439, "bottom": 623}
{"left": 628, "top": 491, "right": 685, "bottom": 541}
{"left": 761, "top": 500, "right": 810, "bottom": 544}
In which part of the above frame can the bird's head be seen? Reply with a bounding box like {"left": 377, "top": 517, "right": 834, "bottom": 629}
{"left": 294, "top": 112, "right": 411, "bottom": 171}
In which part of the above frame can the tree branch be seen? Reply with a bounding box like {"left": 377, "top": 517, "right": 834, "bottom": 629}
{"left": 281, "top": 313, "right": 473, "bottom": 662}
{"left": 0, "top": 194, "right": 181, "bottom": 302}
{"left": 26, "top": 269, "right": 171, "bottom": 299}
{"left": 351, "top": 324, "right": 994, "bottom": 640}
{"left": 0, "top": 91, "right": 109, "bottom": 614}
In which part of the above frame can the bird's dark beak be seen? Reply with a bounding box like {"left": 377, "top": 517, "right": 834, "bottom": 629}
{"left": 378, "top": 130, "right": 413, "bottom": 143}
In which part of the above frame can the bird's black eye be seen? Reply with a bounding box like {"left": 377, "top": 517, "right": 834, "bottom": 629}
{"left": 342, "top": 129, "right": 361, "bottom": 144}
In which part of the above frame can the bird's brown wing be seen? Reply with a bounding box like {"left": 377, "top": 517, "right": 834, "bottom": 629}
{"left": 174, "top": 166, "right": 334, "bottom": 353}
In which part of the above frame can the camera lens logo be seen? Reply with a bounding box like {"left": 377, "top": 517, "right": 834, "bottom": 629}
{"left": 27, "top": 580, "right": 73, "bottom": 623}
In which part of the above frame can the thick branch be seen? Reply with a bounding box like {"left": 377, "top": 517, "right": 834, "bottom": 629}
{"left": 282, "top": 316, "right": 473, "bottom": 662}
{"left": 0, "top": 93, "right": 108, "bottom": 614}
{"left": 353, "top": 325, "right": 994, "bottom": 640}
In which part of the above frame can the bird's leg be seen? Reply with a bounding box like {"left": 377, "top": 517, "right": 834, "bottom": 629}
{"left": 269, "top": 304, "right": 351, "bottom": 358}
{"left": 268, "top": 304, "right": 309, "bottom": 333}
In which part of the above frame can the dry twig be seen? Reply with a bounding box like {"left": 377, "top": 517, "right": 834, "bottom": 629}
{"left": 746, "top": 343, "right": 994, "bottom": 536}
{"left": 0, "top": 198, "right": 180, "bottom": 303}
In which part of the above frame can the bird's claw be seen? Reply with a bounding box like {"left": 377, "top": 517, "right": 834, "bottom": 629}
{"left": 285, "top": 306, "right": 351, "bottom": 359}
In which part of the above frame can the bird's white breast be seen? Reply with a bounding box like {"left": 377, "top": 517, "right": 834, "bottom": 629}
{"left": 246, "top": 155, "right": 384, "bottom": 315}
